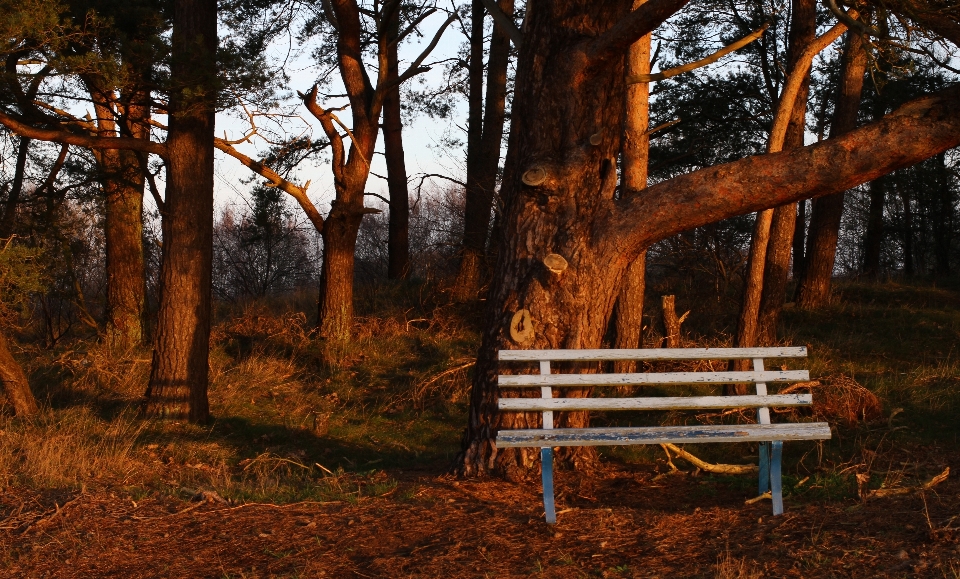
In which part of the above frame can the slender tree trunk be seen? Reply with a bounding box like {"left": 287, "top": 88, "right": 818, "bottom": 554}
{"left": 796, "top": 31, "right": 867, "bottom": 308}
{"left": 383, "top": 8, "right": 410, "bottom": 280}
{"left": 453, "top": 0, "right": 514, "bottom": 302}
{"left": 755, "top": 0, "right": 816, "bottom": 345}
{"left": 0, "top": 328, "right": 38, "bottom": 415}
{"left": 862, "top": 176, "right": 887, "bottom": 278}
{"left": 899, "top": 178, "right": 914, "bottom": 276}
{"left": 613, "top": 0, "right": 650, "bottom": 373}
{"left": 0, "top": 137, "right": 29, "bottom": 239}
{"left": 933, "top": 152, "right": 952, "bottom": 275}
{"left": 792, "top": 199, "right": 807, "bottom": 279}
{"left": 144, "top": 0, "right": 217, "bottom": 422}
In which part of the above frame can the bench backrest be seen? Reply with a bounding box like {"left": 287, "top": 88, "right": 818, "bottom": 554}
{"left": 497, "top": 347, "right": 810, "bottom": 429}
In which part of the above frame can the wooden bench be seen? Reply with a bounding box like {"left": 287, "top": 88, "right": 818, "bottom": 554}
{"left": 496, "top": 347, "right": 831, "bottom": 523}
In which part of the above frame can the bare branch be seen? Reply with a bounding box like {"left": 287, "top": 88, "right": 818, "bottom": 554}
{"left": 364, "top": 191, "right": 391, "bottom": 204}
{"left": 394, "top": 7, "right": 437, "bottom": 47}
{"left": 628, "top": 24, "right": 768, "bottom": 84}
{"left": 394, "top": 12, "right": 458, "bottom": 86}
{"left": 136, "top": 151, "right": 166, "bottom": 214}
{"left": 300, "top": 85, "right": 346, "bottom": 181}
{"left": 213, "top": 138, "right": 325, "bottom": 233}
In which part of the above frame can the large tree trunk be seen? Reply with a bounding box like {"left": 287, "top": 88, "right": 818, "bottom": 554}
{"left": 457, "top": 0, "right": 960, "bottom": 476}
{"left": 383, "top": 8, "right": 410, "bottom": 281}
{"left": 144, "top": 0, "right": 217, "bottom": 422}
{"left": 318, "top": 208, "right": 363, "bottom": 339}
{"left": 0, "top": 136, "right": 29, "bottom": 239}
{"left": 0, "top": 328, "right": 38, "bottom": 415}
{"left": 452, "top": 0, "right": 514, "bottom": 302}
{"left": 613, "top": 0, "right": 650, "bottom": 373}
{"left": 755, "top": 0, "right": 816, "bottom": 345}
{"left": 89, "top": 85, "right": 149, "bottom": 350}
{"left": 796, "top": 31, "right": 867, "bottom": 308}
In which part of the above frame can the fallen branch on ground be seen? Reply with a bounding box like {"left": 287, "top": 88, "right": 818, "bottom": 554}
{"left": 661, "top": 443, "right": 759, "bottom": 475}
{"left": 866, "top": 467, "right": 949, "bottom": 499}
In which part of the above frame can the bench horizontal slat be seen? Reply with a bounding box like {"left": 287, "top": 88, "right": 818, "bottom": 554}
{"left": 496, "top": 422, "right": 831, "bottom": 448}
{"left": 498, "top": 347, "right": 807, "bottom": 362}
{"left": 497, "top": 393, "right": 812, "bottom": 412}
{"left": 498, "top": 370, "right": 808, "bottom": 387}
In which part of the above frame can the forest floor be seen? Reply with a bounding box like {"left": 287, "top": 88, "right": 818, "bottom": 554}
{"left": 2, "top": 280, "right": 960, "bottom": 578}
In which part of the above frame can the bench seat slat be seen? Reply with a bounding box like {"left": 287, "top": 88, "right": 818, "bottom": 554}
{"left": 499, "top": 347, "right": 807, "bottom": 362}
{"left": 496, "top": 422, "right": 831, "bottom": 448}
{"left": 498, "top": 393, "right": 812, "bottom": 412}
{"left": 498, "top": 370, "right": 808, "bottom": 387}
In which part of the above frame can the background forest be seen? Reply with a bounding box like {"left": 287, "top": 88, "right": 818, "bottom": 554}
{"left": 1, "top": 0, "right": 960, "bottom": 576}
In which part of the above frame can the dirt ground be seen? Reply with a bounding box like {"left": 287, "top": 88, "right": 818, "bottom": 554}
{"left": 3, "top": 459, "right": 959, "bottom": 579}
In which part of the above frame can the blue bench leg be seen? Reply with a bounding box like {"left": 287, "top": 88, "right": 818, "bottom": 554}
{"left": 541, "top": 447, "right": 557, "bottom": 524}
{"left": 770, "top": 441, "right": 784, "bottom": 515}
{"left": 758, "top": 442, "right": 770, "bottom": 495}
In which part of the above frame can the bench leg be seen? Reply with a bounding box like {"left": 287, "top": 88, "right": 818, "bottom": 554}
{"left": 541, "top": 447, "right": 557, "bottom": 524}
{"left": 770, "top": 441, "right": 784, "bottom": 516}
{"left": 758, "top": 442, "right": 770, "bottom": 495}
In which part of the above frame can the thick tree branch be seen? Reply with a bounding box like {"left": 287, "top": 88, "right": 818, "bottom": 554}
{"left": 627, "top": 24, "right": 768, "bottom": 83}
{"left": 479, "top": 0, "right": 523, "bottom": 49}
{"left": 610, "top": 84, "right": 960, "bottom": 253}
{"left": 587, "top": 0, "right": 691, "bottom": 63}
{"left": 213, "top": 138, "right": 325, "bottom": 233}
{"left": 0, "top": 109, "right": 168, "bottom": 157}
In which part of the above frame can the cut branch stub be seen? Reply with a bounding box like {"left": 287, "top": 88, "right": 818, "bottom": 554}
{"left": 542, "top": 253, "right": 568, "bottom": 274}
{"left": 589, "top": 132, "right": 603, "bottom": 146}
{"left": 521, "top": 166, "right": 548, "bottom": 187}
{"left": 509, "top": 309, "right": 535, "bottom": 345}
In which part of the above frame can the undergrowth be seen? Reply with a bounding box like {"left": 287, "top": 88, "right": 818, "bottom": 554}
{"left": 0, "top": 278, "right": 957, "bottom": 509}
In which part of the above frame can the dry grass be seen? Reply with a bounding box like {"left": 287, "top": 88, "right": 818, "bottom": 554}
{"left": 716, "top": 550, "right": 763, "bottom": 579}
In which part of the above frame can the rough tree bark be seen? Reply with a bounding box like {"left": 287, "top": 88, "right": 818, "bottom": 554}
{"left": 613, "top": 0, "right": 651, "bottom": 373}
{"left": 383, "top": 6, "right": 410, "bottom": 280}
{"left": 452, "top": 0, "right": 515, "bottom": 302}
{"left": 0, "top": 327, "right": 38, "bottom": 415}
{"left": 755, "top": 0, "right": 816, "bottom": 345}
{"left": 457, "top": 1, "right": 960, "bottom": 476}
{"left": 87, "top": 81, "right": 148, "bottom": 349}
{"left": 144, "top": 0, "right": 217, "bottom": 421}
{"left": 795, "top": 31, "right": 867, "bottom": 308}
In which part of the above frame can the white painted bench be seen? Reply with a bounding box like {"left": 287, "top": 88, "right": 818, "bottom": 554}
{"left": 495, "top": 347, "right": 831, "bottom": 523}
